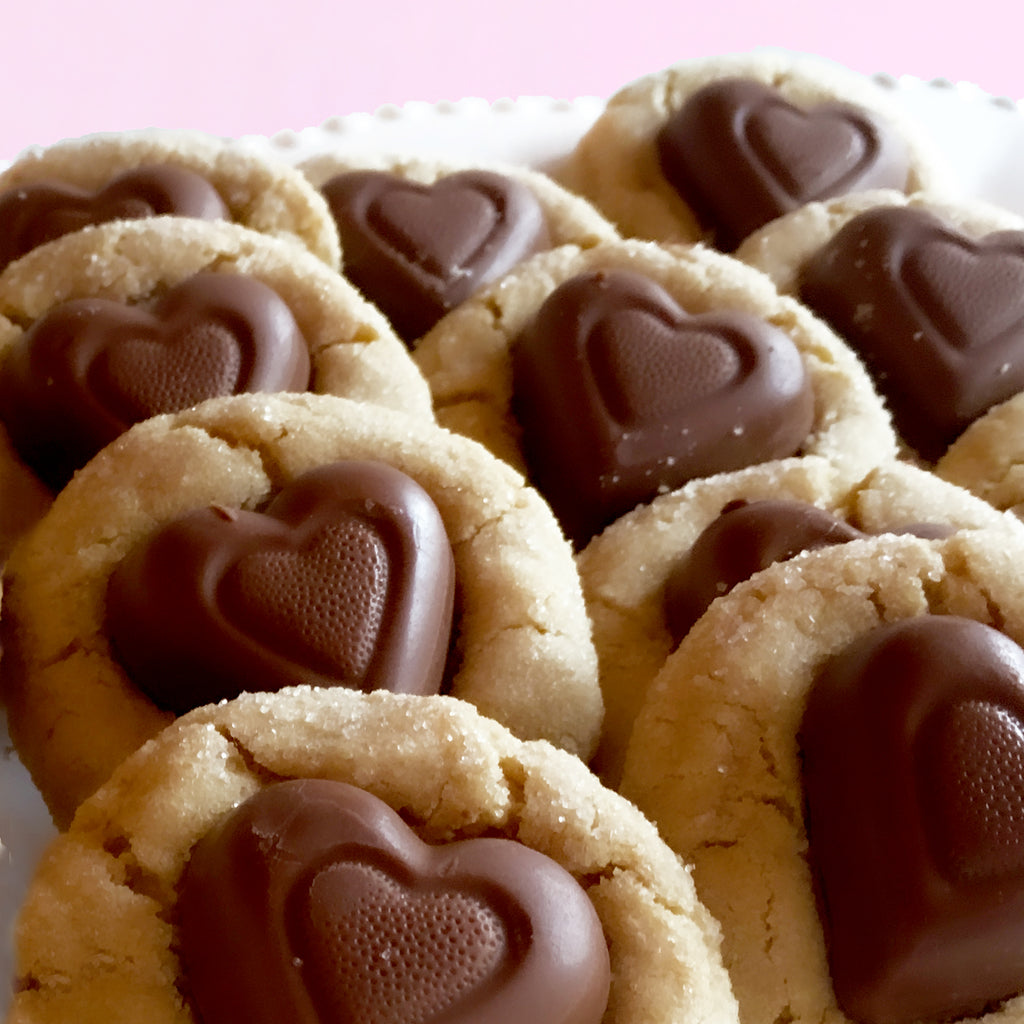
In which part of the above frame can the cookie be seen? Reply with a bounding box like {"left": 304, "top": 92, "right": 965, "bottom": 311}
{"left": 0, "top": 391, "right": 602, "bottom": 827}
{"left": 736, "top": 189, "right": 1024, "bottom": 461}
{"left": 619, "top": 528, "right": 1024, "bottom": 1024}
{"left": 0, "top": 216, "right": 433, "bottom": 551}
{"left": 0, "top": 127, "right": 340, "bottom": 271}
{"left": 558, "top": 51, "right": 948, "bottom": 251}
{"left": 299, "top": 153, "right": 619, "bottom": 345}
{"left": 413, "top": 236, "right": 896, "bottom": 546}
{"left": 935, "top": 394, "right": 1024, "bottom": 515}
{"left": 578, "top": 458, "right": 1023, "bottom": 784}
{"left": 6, "top": 688, "right": 738, "bottom": 1023}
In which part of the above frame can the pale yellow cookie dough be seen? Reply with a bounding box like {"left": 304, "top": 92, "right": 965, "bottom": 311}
{"left": 936, "top": 392, "right": 1024, "bottom": 517}
{"left": 298, "top": 151, "right": 620, "bottom": 252}
{"left": 578, "top": 458, "right": 1024, "bottom": 785}
{"left": 0, "top": 127, "right": 341, "bottom": 269}
{"left": 0, "top": 217, "right": 433, "bottom": 553}
{"left": 7, "top": 689, "right": 738, "bottom": 1024}
{"left": 619, "top": 529, "right": 1024, "bottom": 1024}
{"left": 1, "top": 392, "right": 602, "bottom": 827}
{"left": 413, "top": 236, "right": 897, "bottom": 487}
{"left": 557, "top": 51, "right": 949, "bottom": 246}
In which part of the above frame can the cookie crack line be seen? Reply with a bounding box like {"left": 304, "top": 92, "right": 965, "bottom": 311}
{"left": 213, "top": 723, "right": 292, "bottom": 788}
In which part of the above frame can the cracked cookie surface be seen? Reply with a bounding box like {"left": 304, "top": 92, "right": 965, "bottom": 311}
{"left": 0, "top": 127, "right": 341, "bottom": 269}
{"left": 413, "top": 237, "right": 897, "bottom": 525}
{"left": 556, "top": 52, "right": 948, "bottom": 249}
{"left": 7, "top": 689, "right": 739, "bottom": 1024}
{"left": 619, "top": 529, "right": 1024, "bottom": 1024}
{"left": 0, "top": 217, "right": 433, "bottom": 560}
{"left": 578, "top": 459, "right": 1024, "bottom": 785}
{"left": 1, "top": 392, "right": 601, "bottom": 827}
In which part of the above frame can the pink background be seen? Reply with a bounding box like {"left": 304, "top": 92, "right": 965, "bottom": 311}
{"left": 3, "top": 0, "right": 1021, "bottom": 160}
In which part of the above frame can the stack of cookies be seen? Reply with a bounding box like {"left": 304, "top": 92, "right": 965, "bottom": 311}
{"left": 4, "top": 48, "right": 1024, "bottom": 1024}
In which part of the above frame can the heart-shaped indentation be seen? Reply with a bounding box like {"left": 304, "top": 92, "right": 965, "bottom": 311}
{"left": 0, "top": 164, "right": 229, "bottom": 272}
{"left": 297, "top": 861, "right": 507, "bottom": 1024}
{"left": 178, "top": 779, "right": 611, "bottom": 1024}
{"left": 656, "top": 77, "right": 909, "bottom": 250}
{"left": 321, "top": 169, "right": 549, "bottom": 342}
{"left": 511, "top": 269, "right": 814, "bottom": 545}
{"left": 743, "top": 99, "right": 872, "bottom": 200}
{"left": 105, "top": 460, "right": 456, "bottom": 715}
{"left": 801, "top": 615, "right": 1024, "bottom": 1023}
{"left": 229, "top": 519, "right": 390, "bottom": 681}
{"left": 0, "top": 272, "right": 311, "bottom": 491}
{"left": 799, "top": 205, "right": 1024, "bottom": 459}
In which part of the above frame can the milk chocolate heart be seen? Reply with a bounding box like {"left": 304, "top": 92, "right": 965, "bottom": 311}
{"left": 0, "top": 164, "right": 229, "bottom": 272}
{"left": 662, "top": 500, "right": 953, "bottom": 642}
{"left": 663, "top": 499, "right": 865, "bottom": 642}
{"left": 105, "top": 460, "right": 455, "bottom": 714}
{"left": 656, "top": 77, "right": 910, "bottom": 250}
{"left": 801, "top": 615, "right": 1024, "bottom": 1023}
{"left": 178, "top": 779, "right": 611, "bottom": 1024}
{"left": 799, "top": 205, "right": 1024, "bottom": 459}
{"left": 321, "top": 169, "right": 548, "bottom": 343}
{"left": 510, "top": 269, "right": 814, "bottom": 545}
{"left": 0, "top": 272, "right": 311, "bottom": 490}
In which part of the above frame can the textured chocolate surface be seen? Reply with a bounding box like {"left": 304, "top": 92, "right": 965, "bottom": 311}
{"left": 663, "top": 499, "right": 864, "bottom": 642}
{"left": 178, "top": 778, "right": 611, "bottom": 1024}
{"left": 106, "top": 460, "right": 456, "bottom": 714}
{"left": 801, "top": 615, "right": 1024, "bottom": 1023}
{"left": 799, "top": 205, "right": 1024, "bottom": 460}
{"left": 321, "top": 169, "right": 548, "bottom": 343}
{"left": 656, "top": 78, "right": 910, "bottom": 251}
{"left": 511, "top": 269, "right": 815, "bottom": 545}
{"left": 0, "top": 272, "right": 310, "bottom": 490}
{"left": 0, "top": 164, "right": 228, "bottom": 272}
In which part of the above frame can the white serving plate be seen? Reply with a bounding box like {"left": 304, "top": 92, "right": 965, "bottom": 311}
{"left": 2, "top": 75, "right": 1024, "bottom": 1015}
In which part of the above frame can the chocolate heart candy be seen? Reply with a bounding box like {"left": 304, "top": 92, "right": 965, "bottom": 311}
{"left": 178, "top": 779, "right": 611, "bottom": 1024}
{"left": 105, "top": 460, "right": 455, "bottom": 714}
{"left": 0, "top": 272, "right": 311, "bottom": 490}
{"left": 0, "top": 164, "right": 228, "bottom": 272}
{"left": 656, "top": 78, "right": 910, "bottom": 251}
{"left": 510, "top": 269, "right": 815, "bottom": 545}
{"left": 801, "top": 615, "right": 1024, "bottom": 1023}
{"left": 321, "top": 169, "right": 548, "bottom": 343}
{"left": 663, "top": 498, "right": 865, "bottom": 642}
{"left": 799, "top": 205, "right": 1024, "bottom": 459}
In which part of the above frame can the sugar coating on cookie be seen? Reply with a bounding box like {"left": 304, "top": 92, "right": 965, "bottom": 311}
{"left": 737, "top": 189, "right": 1024, "bottom": 461}
{"left": 557, "top": 52, "right": 949, "bottom": 249}
{"left": 300, "top": 154, "right": 618, "bottom": 345}
{"left": 7, "top": 690, "right": 739, "bottom": 1023}
{"left": 619, "top": 529, "right": 1024, "bottom": 1024}
{"left": 0, "top": 127, "right": 341, "bottom": 269}
{"left": 0, "top": 217, "right": 433, "bottom": 533}
{"left": 578, "top": 458, "right": 1024, "bottom": 785}
{"left": 1, "top": 392, "right": 602, "bottom": 827}
{"left": 414, "top": 237, "right": 896, "bottom": 544}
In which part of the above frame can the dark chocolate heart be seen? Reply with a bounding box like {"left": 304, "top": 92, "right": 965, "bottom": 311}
{"left": 105, "top": 460, "right": 456, "bottom": 714}
{"left": 801, "top": 615, "right": 1024, "bottom": 1023}
{"left": 656, "top": 77, "right": 910, "bottom": 250}
{"left": 0, "top": 272, "right": 311, "bottom": 490}
{"left": 511, "top": 269, "right": 814, "bottom": 545}
{"left": 799, "top": 205, "right": 1024, "bottom": 459}
{"left": 178, "top": 779, "right": 611, "bottom": 1024}
{"left": 321, "top": 169, "right": 548, "bottom": 343}
{"left": 0, "top": 164, "right": 229, "bottom": 272}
